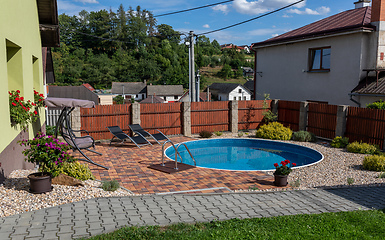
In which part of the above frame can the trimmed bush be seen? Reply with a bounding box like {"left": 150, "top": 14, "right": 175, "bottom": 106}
{"left": 60, "top": 161, "right": 95, "bottom": 181}
{"left": 363, "top": 155, "right": 385, "bottom": 171}
{"left": 101, "top": 180, "right": 120, "bottom": 191}
{"left": 292, "top": 131, "right": 316, "bottom": 142}
{"left": 256, "top": 122, "right": 292, "bottom": 140}
{"left": 366, "top": 100, "right": 385, "bottom": 110}
{"left": 346, "top": 142, "right": 378, "bottom": 154}
{"left": 199, "top": 130, "right": 212, "bottom": 138}
{"left": 331, "top": 136, "right": 349, "bottom": 148}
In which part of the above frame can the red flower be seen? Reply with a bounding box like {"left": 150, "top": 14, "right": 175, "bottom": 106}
{"left": 15, "top": 97, "right": 19, "bottom": 101}
{"left": 16, "top": 90, "right": 20, "bottom": 93}
{"left": 280, "top": 161, "right": 286, "bottom": 166}
{"left": 34, "top": 110, "right": 38, "bottom": 115}
{"left": 12, "top": 102, "right": 17, "bottom": 106}
{"left": 292, "top": 163, "right": 297, "bottom": 167}
{"left": 285, "top": 159, "right": 290, "bottom": 164}
{"left": 19, "top": 102, "right": 23, "bottom": 106}
{"left": 274, "top": 163, "right": 279, "bottom": 167}
{"left": 39, "top": 99, "right": 42, "bottom": 102}
{"left": 39, "top": 94, "right": 44, "bottom": 97}
{"left": 9, "top": 92, "right": 12, "bottom": 95}
{"left": 20, "top": 97, "right": 24, "bottom": 101}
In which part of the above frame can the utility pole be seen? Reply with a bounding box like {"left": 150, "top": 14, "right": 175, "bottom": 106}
{"left": 188, "top": 31, "right": 196, "bottom": 102}
{"left": 196, "top": 70, "right": 200, "bottom": 102}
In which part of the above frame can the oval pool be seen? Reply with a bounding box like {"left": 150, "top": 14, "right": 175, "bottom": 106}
{"left": 165, "top": 138, "right": 323, "bottom": 171}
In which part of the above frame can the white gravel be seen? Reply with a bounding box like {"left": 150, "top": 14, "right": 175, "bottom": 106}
{"left": 1, "top": 131, "right": 385, "bottom": 218}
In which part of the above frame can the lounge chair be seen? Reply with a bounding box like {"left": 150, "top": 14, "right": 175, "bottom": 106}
{"left": 128, "top": 124, "right": 170, "bottom": 144}
{"left": 107, "top": 126, "right": 152, "bottom": 148}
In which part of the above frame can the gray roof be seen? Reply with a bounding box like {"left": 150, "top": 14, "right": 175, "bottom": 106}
{"left": 111, "top": 82, "right": 146, "bottom": 95}
{"left": 351, "top": 76, "right": 385, "bottom": 95}
{"left": 140, "top": 95, "right": 165, "bottom": 104}
{"left": 147, "top": 85, "right": 184, "bottom": 96}
{"left": 209, "top": 83, "right": 244, "bottom": 94}
{"left": 48, "top": 85, "right": 99, "bottom": 105}
{"left": 243, "top": 80, "right": 254, "bottom": 93}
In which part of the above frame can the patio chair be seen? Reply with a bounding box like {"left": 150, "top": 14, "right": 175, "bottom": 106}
{"left": 128, "top": 124, "right": 170, "bottom": 145}
{"left": 107, "top": 126, "right": 152, "bottom": 148}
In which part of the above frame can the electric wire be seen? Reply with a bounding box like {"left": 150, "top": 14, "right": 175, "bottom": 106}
{"left": 154, "top": 0, "right": 234, "bottom": 17}
{"left": 197, "top": 0, "right": 305, "bottom": 36}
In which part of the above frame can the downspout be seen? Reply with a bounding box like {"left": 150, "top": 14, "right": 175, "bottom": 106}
{"left": 348, "top": 93, "right": 361, "bottom": 107}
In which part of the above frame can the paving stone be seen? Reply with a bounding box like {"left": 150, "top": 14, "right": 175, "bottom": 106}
{"left": 41, "top": 230, "right": 58, "bottom": 239}
{"left": 57, "top": 233, "right": 73, "bottom": 240}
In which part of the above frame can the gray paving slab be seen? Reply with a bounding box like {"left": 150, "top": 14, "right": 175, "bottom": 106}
{"left": 1, "top": 186, "right": 385, "bottom": 240}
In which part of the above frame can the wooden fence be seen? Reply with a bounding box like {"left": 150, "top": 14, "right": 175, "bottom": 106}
{"left": 307, "top": 103, "right": 338, "bottom": 139}
{"left": 191, "top": 101, "right": 230, "bottom": 134}
{"left": 345, "top": 107, "right": 385, "bottom": 149}
{"left": 277, "top": 100, "right": 300, "bottom": 131}
{"left": 238, "top": 100, "right": 268, "bottom": 130}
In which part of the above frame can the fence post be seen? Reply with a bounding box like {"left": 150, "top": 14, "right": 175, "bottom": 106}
{"left": 131, "top": 102, "right": 141, "bottom": 125}
{"left": 229, "top": 101, "right": 238, "bottom": 133}
{"left": 182, "top": 102, "right": 191, "bottom": 137}
{"left": 271, "top": 99, "right": 279, "bottom": 115}
{"left": 71, "top": 107, "right": 81, "bottom": 137}
{"left": 335, "top": 105, "right": 348, "bottom": 137}
{"left": 299, "top": 101, "right": 309, "bottom": 131}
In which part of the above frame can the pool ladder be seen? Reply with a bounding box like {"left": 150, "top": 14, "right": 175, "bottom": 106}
{"left": 162, "top": 140, "right": 196, "bottom": 170}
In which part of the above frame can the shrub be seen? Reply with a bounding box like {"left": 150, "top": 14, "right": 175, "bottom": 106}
{"left": 46, "top": 125, "right": 56, "bottom": 136}
{"left": 60, "top": 161, "right": 95, "bottom": 180}
{"left": 256, "top": 122, "right": 292, "bottom": 140}
{"left": 292, "top": 131, "right": 316, "bottom": 142}
{"left": 347, "top": 177, "right": 355, "bottom": 185}
{"left": 101, "top": 180, "right": 120, "bottom": 191}
{"left": 199, "top": 130, "right": 212, "bottom": 138}
{"left": 214, "top": 131, "right": 223, "bottom": 136}
{"left": 346, "top": 142, "right": 378, "bottom": 154}
{"left": 113, "top": 95, "right": 124, "bottom": 104}
{"left": 363, "top": 155, "right": 385, "bottom": 171}
{"left": 366, "top": 100, "right": 385, "bottom": 110}
{"left": 331, "top": 136, "right": 349, "bottom": 148}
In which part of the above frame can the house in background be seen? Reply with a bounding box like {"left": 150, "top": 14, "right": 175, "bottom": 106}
{"left": 140, "top": 95, "right": 165, "bottom": 104}
{"left": 111, "top": 82, "right": 147, "bottom": 102}
{"left": 178, "top": 90, "right": 211, "bottom": 102}
{"left": 0, "top": 0, "right": 59, "bottom": 182}
{"left": 242, "top": 67, "right": 254, "bottom": 78}
{"left": 251, "top": 0, "right": 385, "bottom": 106}
{"left": 147, "top": 85, "right": 184, "bottom": 103}
{"left": 48, "top": 84, "right": 99, "bottom": 105}
{"left": 243, "top": 80, "right": 255, "bottom": 99}
{"left": 208, "top": 83, "right": 251, "bottom": 101}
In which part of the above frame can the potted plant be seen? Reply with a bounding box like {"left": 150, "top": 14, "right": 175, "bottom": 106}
{"left": 19, "top": 132, "right": 75, "bottom": 193}
{"left": 273, "top": 160, "right": 296, "bottom": 187}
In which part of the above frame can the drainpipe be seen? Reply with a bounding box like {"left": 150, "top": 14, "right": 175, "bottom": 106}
{"left": 348, "top": 94, "right": 361, "bottom": 107}
{"left": 348, "top": 92, "right": 385, "bottom": 107}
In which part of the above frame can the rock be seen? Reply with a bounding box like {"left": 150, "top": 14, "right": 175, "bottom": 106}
{"left": 52, "top": 174, "right": 84, "bottom": 187}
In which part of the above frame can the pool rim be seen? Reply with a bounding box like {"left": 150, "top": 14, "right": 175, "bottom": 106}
{"left": 164, "top": 138, "right": 324, "bottom": 172}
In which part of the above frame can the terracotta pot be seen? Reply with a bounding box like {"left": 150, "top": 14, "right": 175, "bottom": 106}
{"left": 28, "top": 172, "right": 53, "bottom": 194}
{"left": 274, "top": 174, "right": 288, "bottom": 187}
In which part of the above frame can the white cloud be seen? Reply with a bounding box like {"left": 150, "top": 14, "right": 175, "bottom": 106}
{"left": 212, "top": 4, "right": 230, "bottom": 14}
{"left": 74, "top": 0, "right": 99, "bottom": 4}
{"left": 232, "top": 0, "right": 306, "bottom": 15}
{"left": 287, "top": 6, "right": 330, "bottom": 15}
{"left": 203, "top": 24, "right": 210, "bottom": 28}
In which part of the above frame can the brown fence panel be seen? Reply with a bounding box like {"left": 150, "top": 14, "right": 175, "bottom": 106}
{"left": 345, "top": 107, "right": 385, "bottom": 149}
{"left": 238, "top": 100, "right": 267, "bottom": 130}
{"left": 140, "top": 102, "right": 182, "bottom": 135}
{"left": 277, "top": 100, "right": 300, "bottom": 131}
{"left": 307, "top": 103, "right": 337, "bottom": 139}
{"left": 191, "top": 101, "right": 229, "bottom": 134}
{"left": 81, "top": 104, "right": 132, "bottom": 140}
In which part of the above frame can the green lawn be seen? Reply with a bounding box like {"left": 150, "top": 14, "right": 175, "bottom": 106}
{"left": 200, "top": 66, "right": 248, "bottom": 87}
{"left": 85, "top": 209, "right": 385, "bottom": 239}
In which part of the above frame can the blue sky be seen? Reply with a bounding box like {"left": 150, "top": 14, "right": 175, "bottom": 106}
{"left": 58, "top": 0, "right": 358, "bottom": 46}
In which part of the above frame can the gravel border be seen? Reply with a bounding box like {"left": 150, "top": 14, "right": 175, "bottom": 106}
{"left": 1, "top": 131, "right": 384, "bottom": 218}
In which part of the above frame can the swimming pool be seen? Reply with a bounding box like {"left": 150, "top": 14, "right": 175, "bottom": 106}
{"left": 164, "top": 138, "right": 323, "bottom": 171}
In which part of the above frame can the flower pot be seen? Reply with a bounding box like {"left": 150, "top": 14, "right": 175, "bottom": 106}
{"left": 28, "top": 172, "right": 53, "bottom": 194}
{"left": 274, "top": 174, "right": 288, "bottom": 187}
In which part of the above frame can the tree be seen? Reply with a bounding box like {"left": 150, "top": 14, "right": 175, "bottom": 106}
{"left": 217, "top": 64, "right": 232, "bottom": 80}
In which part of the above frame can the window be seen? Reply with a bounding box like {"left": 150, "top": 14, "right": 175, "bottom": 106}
{"left": 234, "top": 96, "right": 236, "bottom": 100}
{"left": 309, "top": 47, "right": 330, "bottom": 71}
{"left": 238, "top": 89, "right": 242, "bottom": 93}
{"left": 243, "top": 96, "right": 246, "bottom": 100}
{"left": 174, "top": 95, "right": 178, "bottom": 100}
{"left": 238, "top": 96, "right": 242, "bottom": 100}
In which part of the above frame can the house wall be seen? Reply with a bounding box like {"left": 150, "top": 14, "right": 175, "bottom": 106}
{"left": 0, "top": 0, "right": 45, "bottom": 180}
{"left": 254, "top": 32, "right": 372, "bottom": 105}
{"left": 99, "top": 94, "right": 114, "bottom": 105}
{"left": 229, "top": 86, "right": 251, "bottom": 101}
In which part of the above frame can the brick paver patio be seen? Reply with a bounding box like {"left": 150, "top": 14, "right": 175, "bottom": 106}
{"left": 80, "top": 136, "right": 281, "bottom": 194}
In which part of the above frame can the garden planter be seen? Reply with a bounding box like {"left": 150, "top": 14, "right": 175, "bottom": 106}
{"left": 274, "top": 174, "right": 288, "bottom": 187}
{"left": 28, "top": 172, "right": 53, "bottom": 194}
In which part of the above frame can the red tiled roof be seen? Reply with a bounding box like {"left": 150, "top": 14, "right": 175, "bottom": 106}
{"left": 82, "top": 83, "right": 95, "bottom": 91}
{"left": 252, "top": 7, "right": 374, "bottom": 48}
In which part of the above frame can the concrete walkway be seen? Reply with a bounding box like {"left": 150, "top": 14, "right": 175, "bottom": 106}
{"left": 1, "top": 186, "right": 385, "bottom": 240}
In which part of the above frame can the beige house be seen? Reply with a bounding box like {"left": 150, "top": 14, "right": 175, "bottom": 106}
{"left": 251, "top": 0, "right": 385, "bottom": 106}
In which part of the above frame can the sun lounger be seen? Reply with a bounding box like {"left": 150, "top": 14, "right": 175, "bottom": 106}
{"left": 128, "top": 124, "right": 170, "bottom": 144}
{"left": 107, "top": 126, "right": 152, "bottom": 148}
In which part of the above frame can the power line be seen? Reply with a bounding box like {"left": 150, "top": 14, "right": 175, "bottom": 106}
{"left": 197, "top": 0, "right": 305, "bottom": 36}
{"left": 154, "top": 0, "right": 234, "bottom": 17}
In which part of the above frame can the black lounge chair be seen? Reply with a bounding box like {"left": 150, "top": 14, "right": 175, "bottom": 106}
{"left": 107, "top": 126, "right": 152, "bottom": 148}
{"left": 128, "top": 124, "right": 170, "bottom": 145}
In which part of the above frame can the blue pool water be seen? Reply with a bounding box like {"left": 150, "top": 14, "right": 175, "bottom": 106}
{"left": 165, "top": 138, "right": 323, "bottom": 171}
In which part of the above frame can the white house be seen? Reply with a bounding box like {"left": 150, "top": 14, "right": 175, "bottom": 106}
{"left": 209, "top": 83, "right": 251, "bottom": 101}
{"left": 111, "top": 82, "right": 147, "bottom": 102}
{"left": 251, "top": 0, "right": 385, "bottom": 106}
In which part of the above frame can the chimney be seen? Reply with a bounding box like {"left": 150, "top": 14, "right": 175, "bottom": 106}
{"left": 355, "top": 0, "right": 371, "bottom": 9}
{"left": 372, "top": 0, "right": 385, "bottom": 22}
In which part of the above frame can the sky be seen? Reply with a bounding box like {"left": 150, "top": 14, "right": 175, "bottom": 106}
{"left": 57, "top": 0, "right": 360, "bottom": 46}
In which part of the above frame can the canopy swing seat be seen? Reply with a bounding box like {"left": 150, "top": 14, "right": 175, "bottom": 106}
{"left": 44, "top": 97, "right": 108, "bottom": 169}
